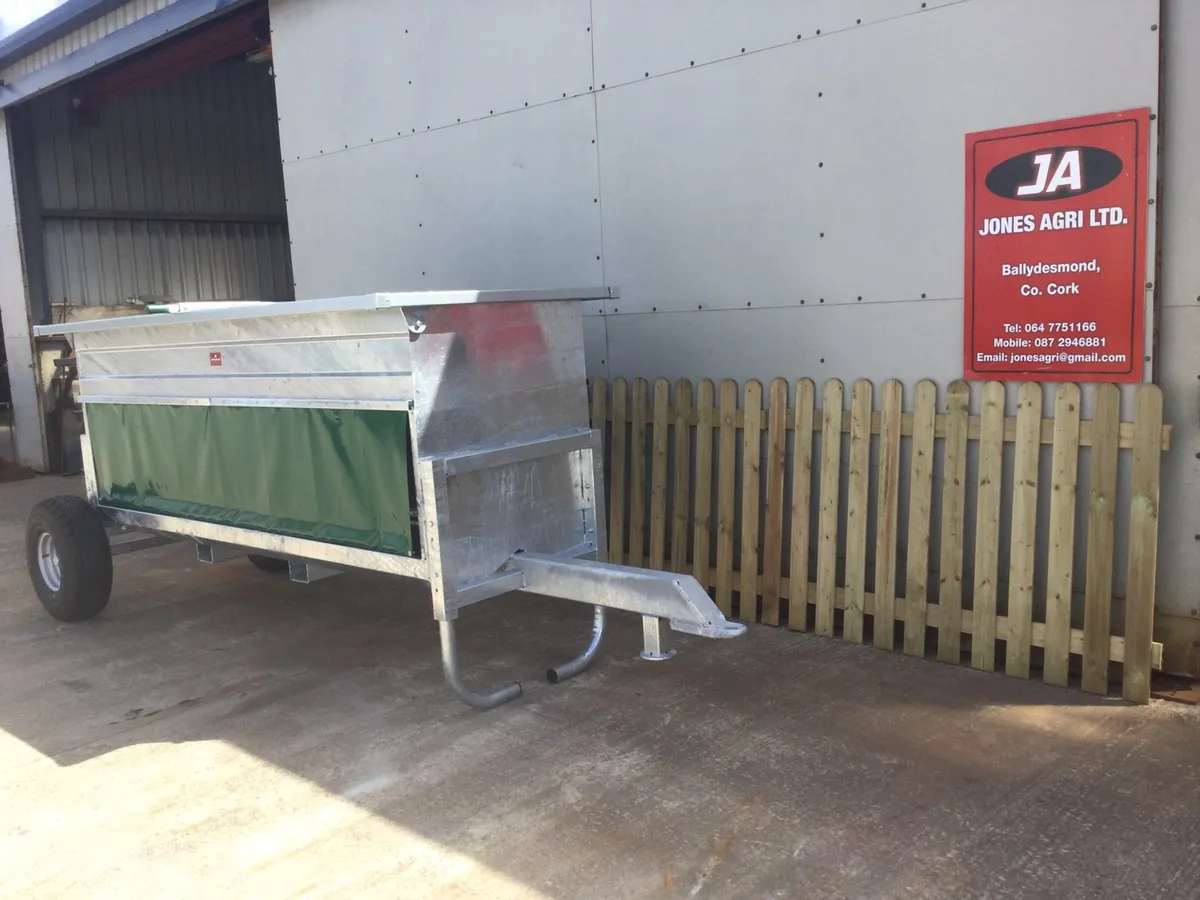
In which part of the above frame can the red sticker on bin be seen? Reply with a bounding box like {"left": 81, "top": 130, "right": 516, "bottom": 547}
{"left": 209, "top": 352, "right": 223, "bottom": 367}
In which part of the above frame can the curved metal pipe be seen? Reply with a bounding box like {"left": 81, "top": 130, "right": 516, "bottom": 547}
{"left": 547, "top": 605, "right": 606, "bottom": 683}
{"left": 439, "top": 619, "right": 522, "bottom": 710}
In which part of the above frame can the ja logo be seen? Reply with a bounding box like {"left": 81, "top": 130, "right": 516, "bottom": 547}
{"left": 985, "top": 146, "right": 1123, "bottom": 201}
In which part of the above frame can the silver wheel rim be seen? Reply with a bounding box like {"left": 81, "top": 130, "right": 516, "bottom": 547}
{"left": 37, "top": 531, "right": 62, "bottom": 592}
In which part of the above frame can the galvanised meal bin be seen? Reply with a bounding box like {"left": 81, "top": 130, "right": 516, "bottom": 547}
{"left": 26, "top": 288, "right": 745, "bottom": 709}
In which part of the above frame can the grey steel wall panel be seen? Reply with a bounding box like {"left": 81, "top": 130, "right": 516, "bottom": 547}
{"left": 271, "top": 0, "right": 593, "bottom": 162}
{"left": 42, "top": 219, "right": 292, "bottom": 305}
{"left": 1161, "top": 0, "right": 1200, "bottom": 309}
{"left": 1155, "top": 0, "right": 1200, "bottom": 622}
{"left": 283, "top": 96, "right": 602, "bottom": 301}
{"left": 591, "top": 0, "right": 961, "bottom": 88}
{"left": 1155, "top": 304, "right": 1200, "bottom": 618}
{"left": 30, "top": 60, "right": 286, "bottom": 217}
{"left": 596, "top": 0, "right": 1160, "bottom": 316}
{"left": 0, "top": 111, "right": 49, "bottom": 469}
{"left": 25, "top": 58, "right": 292, "bottom": 307}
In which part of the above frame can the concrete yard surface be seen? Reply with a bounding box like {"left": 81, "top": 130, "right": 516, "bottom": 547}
{"left": 1, "top": 476, "right": 1199, "bottom": 900}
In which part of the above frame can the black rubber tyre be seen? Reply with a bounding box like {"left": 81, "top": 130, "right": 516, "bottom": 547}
{"left": 247, "top": 554, "right": 289, "bottom": 574}
{"left": 26, "top": 495, "right": 113, "bottom": 622}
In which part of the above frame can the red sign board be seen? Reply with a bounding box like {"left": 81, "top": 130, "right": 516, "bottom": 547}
{"left": 964, "top": 109, "right": 1150, "bottom": 382}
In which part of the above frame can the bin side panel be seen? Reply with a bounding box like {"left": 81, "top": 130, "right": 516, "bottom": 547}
{"left": 86, "top": 404, "right": 415, "bottom": 556}
{"left": 442, "top": 450, "right": 593, "bottom": 590}
{"left": 409, "top": 300, "right": 588, "bottom": 457}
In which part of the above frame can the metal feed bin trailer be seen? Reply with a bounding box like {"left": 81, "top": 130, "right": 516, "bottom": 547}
{"left": 24, "top": 289, "right": 744, "bottom": 708}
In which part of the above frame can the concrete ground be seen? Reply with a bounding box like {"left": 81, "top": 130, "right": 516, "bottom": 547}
{"left": 2, "top": 476, "right": 1199, "bottom": 900}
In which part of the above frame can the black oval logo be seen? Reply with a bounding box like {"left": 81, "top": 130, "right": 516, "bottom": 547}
{"left": 985, "top": 146, "right": 1122, "bottom": 201}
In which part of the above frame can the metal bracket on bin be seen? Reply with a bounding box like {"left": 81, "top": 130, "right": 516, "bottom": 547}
{"left": 431, "top": 550, "right": 746, "bottom": 709}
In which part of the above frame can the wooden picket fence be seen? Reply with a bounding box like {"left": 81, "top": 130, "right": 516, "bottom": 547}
{"left": 590, "top": 376, "right": 1170, "bottom": 703}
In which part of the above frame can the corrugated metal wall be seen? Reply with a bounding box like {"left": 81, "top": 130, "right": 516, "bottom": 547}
{"left": 0, "top": 0, "right": 176, "bottom": 84}
{"left": 26, "top": 57, "right": 292, "bottom": 308}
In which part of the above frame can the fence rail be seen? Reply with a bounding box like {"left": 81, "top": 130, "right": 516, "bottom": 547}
{"left": 590, "top": 377, "right": 1169, "bottom": 703}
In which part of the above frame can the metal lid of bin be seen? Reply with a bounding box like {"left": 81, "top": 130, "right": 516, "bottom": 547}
{"left": 33, "top": 288, "right": 618, "bottom": 337}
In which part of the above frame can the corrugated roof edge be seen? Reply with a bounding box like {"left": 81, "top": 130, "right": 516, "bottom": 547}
{"left": 0, "top": 0, "right": 128, "bottom": 72}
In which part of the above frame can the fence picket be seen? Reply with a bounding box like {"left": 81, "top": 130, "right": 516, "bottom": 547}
{"left": 1006, "top": 381, "right": 1043, "bottom": 678}
{"left": 740, "top": 381, "right": 764, "bottom": 621}
{"left": 608, "top": 378, "right": 628, "bottom": 564}
{"left": 715, "top": 380, "right": 739, "bottom": 616}
{"left": 628, "top": 378, "right": 649, "bottom": 567}
{"left": 1123, "top": 384, "right": 1164, "bottom": 704}
{"left": 971, "top": 381, "right": 1005, "bottom": 672}
{"left": 693, "top": 380, "right": 716, "bottom": 590}
{"left": 1043, "top": 383, "right": 1081, "bottom": 687}
{"left": 1082, "top": 384, "right": 1120, "bottom": 694}
{"left": 904, "top": 380, "right": 937, "bottom": 657}
{"left": 844, "top": 380, "right": 873, "bottom": 643}
{"left": 649, "top": 379, "right": 670, "bottom": 570}
{"left": 590, "top": 378, "right": 608, "bottom": 558}
{"left": 761, "top": 378, "right": 788, "bottom": 626}
{"left": 937, "top": 381, "right": 970, "bottom": 664}
{"left": 874, "top": 379, "right": 903, "bottom": 650}
{"left": 789, "top": 379, "right": 816, "bottom": 631}
{"left": 816, "top": 379, "right": 844, "bottom": 637}
{"left": 672, "top": 379, "right": 694, "bottom": 574}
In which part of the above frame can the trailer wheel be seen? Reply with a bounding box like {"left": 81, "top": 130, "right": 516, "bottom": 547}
{"left": 26, "top": 496, "right": 113, "bottom": 622}
{"left": 248, "top": 554, "right": 289, "bottom": 574}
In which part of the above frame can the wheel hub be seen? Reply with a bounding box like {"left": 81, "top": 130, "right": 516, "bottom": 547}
{"left": 37, "top": 531, "right": 62, "bottom": 592}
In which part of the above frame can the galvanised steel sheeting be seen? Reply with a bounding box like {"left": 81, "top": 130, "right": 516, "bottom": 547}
{"left": 281, "top": 97, "right": 603, "bottom": 303}
{"left": 270, "top": 0, "right": 593, "bottom": 162}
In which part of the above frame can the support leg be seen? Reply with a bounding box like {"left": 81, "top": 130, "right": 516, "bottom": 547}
{"left": 547, "top": 605, "right": 605, "bottom": 684}
{"left": 439, "top": 619, "right": 522, "bottom": 710}
{"left": 640, "top": 615, "right": 676, "bottom": 661}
